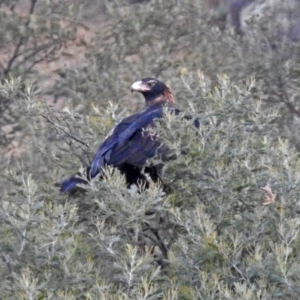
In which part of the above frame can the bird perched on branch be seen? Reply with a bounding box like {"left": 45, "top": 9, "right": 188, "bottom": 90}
{"left": 58, "top": 78, "right": 179, "bottom": 193}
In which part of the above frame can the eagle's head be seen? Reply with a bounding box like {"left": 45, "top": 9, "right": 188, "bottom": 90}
{"left": 131, "top": 78, "right": 174, "bottom": 105}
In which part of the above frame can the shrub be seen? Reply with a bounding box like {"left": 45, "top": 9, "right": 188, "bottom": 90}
{"left": 2, "top": 0, "right": 300, "bottom": 299}
{"left": 2, "top": 71, "right": 300, "bottom": 298}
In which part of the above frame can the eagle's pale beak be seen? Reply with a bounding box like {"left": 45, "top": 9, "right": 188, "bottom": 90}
{"left": 130, "top": 81, "right": 151, "bottom": 93}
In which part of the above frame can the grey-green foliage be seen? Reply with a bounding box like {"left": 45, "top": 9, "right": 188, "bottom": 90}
{"left": 55, "top": 0, "right": 300, "bottom": 147}
{"left": 2, "top": 71, "right": 300, "bottom": 299}
{"left": 2, "top": 0, "right": 300, "bottom": 299}
{"left": 0, "top": 0, "right": 78, "bottom": 78}
{"left": 0, "top": 0, "right": 80, "bottom": 147}
{"left": 54, "top": 0, "right": 230, "bottom": 109}
{"left": 156, "top": 73, "right": 300, "bottom": 298}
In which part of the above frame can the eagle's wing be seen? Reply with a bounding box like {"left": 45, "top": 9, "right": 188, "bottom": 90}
{"left": 90, "top": 103, "right": 177, "bottom": 178}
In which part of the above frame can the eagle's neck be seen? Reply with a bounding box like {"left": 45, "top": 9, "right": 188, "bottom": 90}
{"left": 145, "top": 87, "right": 175, "bottom": 107}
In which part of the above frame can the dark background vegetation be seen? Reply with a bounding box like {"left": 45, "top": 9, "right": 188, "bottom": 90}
{"left": 1, "top": 0, "right": 300, "bottom": 299}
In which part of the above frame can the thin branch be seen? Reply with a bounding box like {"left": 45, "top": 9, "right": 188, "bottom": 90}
{"left": 143, "top": 222, "right": 169, "bottom": 259}
{"left": 42, "top": 114, "right": 89, "bottom": 147}
{"left": 3, "top": 0, "right": 38, "bottom": 76}
{"left": 279, "top": 76, "right": 300, "bottom": 116}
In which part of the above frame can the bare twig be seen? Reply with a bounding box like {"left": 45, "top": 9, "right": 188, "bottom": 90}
{"left": 4, "top": 0, "right": 38, "bottom": 76}
{"left": 42, "top": 114, "right": 89, "bottom": 148}
{"left": 143, "top": 223, "right": 169, "bottom": 259}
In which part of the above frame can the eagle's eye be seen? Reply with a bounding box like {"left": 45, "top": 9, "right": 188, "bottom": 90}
{"left": 147, "top": 80, "right": 156, "bottom": 88}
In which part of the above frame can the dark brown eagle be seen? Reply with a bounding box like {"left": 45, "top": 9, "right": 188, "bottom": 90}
{"left": 58, "top": 77, "right": 178, "bottom": 193}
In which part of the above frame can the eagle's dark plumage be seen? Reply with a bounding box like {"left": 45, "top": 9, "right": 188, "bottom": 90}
{"left": 58, "top": 78, "right": 178, "bottom": 193}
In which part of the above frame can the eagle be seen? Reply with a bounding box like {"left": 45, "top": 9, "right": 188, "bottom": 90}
{"left": 58, "top": 78, "right": 179, "bottom": 193}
